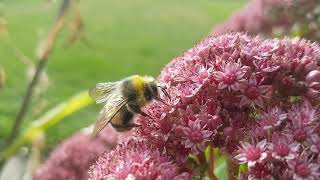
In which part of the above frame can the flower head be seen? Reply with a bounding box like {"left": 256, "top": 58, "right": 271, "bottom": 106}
{"left": 180, "top": 119, "right": 214, "bottom": 154}
{"left": 131, "top": 33, "right": 320, "bottom": 165}
{"left": 34, "top": 126, "right": 121, "bottom": 180}
{"left": 269, "top": 133, "right": 300, "bottom": 161}
{"left": 88, "top": 140, "right": 191, "bottom": 180}
{"left": 211, "top": 0, "right": 320, "bottom": 41}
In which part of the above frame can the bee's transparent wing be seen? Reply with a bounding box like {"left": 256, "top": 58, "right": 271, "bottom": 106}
{"left": 91, "top": 94, "right": 129, "bottom": 137}
{"left": 89, "top": 82, "right": 119, "bottom": 104}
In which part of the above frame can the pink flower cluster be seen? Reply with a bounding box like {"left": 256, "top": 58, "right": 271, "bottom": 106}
{"left": 236, "top": 102, "right": 320, "bottom": 179}
{"left": 90, "top": 33, "right": 320, "bottom": 179}
{"left": 212, "top": 0, "right": 320, "bottom": 41}
{"left": 89, "top": 140, "right": 191, "bottom": 180}
{"left": 136, "top": 32, "right": 320, "bottom": 157}
{"left": 34, "top": 126, "right": 121, "bottom": 180}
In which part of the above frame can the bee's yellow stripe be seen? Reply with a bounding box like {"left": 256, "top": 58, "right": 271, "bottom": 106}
{"left": 131, "top": 75, "right": 145, "bottom": 98}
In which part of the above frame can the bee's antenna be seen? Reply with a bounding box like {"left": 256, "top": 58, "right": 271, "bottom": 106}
{"left": 158, "top": 85, "right": 171, "bottom": 100}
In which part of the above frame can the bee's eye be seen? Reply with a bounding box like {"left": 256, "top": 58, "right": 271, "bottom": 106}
{"left": 150, "top": 82, "right": 158, "bottom": 95}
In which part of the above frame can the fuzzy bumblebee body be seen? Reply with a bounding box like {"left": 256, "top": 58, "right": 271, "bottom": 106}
{"left": 89, "top": 75, "right": 164, "bottom": 136}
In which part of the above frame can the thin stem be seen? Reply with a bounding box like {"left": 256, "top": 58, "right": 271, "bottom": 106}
{"left": 3, "top": 0, "right": 69, "bottom": 148}
{"left": 196, "top": 153, "right": 208, "bottom": 179}
{"left": 5, "top": 59, "right": 48, "bottom": 146}
{"left": 227, "top": 154, "right": 239, "bottom": 180}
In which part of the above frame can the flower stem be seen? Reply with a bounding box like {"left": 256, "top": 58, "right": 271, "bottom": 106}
{"left": 226, "top": 154, "right": 239, "bottom": 180}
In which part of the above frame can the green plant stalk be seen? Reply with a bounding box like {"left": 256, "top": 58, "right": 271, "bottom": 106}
{"left": 1, "top": 91, "right": 92, "bottom": 161}
{"left": 206, "top": 146, "right": 217, "bottom": 180}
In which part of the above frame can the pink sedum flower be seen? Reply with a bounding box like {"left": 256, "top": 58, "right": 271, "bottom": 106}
{"left": 289, "top": 101, "right": 318, "bottom": 125}
{"left": 286, "top": 104, "right": 316, "bottom": 144}
{"left": 180, "top": 119, "right": 213, "bottom": 154}
{"left": 287, "top": 152, "right": 320, "bottom": 180}
{"left": 269, "top": 134, "right": 300, "bottom": 161}
{"left": 258, "top": 107, "right": 287, "bottom": 130}
{"left": 239, "top": 76, "right": 272, "bottom": 108}
{"left": 214, "top": 61, "right": 247, "bottom": 91}
{"left": 235, "top": 140, "right": 268, "bottom": 167}
{"left": 88, "top": 140, "right": 191, "bottom": 180}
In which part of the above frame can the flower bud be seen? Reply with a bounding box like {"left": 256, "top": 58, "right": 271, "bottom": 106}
{"left": 305, "top": 70, "right": 320, "bottom": 83}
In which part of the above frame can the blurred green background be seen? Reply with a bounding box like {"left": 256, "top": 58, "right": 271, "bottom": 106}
{"left": 0, "top": 0, "right": 245, "bottom": 152}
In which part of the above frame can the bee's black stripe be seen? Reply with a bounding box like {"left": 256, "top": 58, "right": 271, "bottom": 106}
{"left": 121, "top": 79, "right": 138, "bottom": 100}
{"left": 110, "top": 122, "right": 139, "bottom": 128}
{"left": 110, "top": 122, "right": 127, "bottom": 128}
{"left": 122, "top": 106, "right": 134, "bottom": 124}
{"left": 110, "top": 121, "right": 140, "bottom": 132}
{"left": 143, "top": 83, "right": 153, "bottom": 101}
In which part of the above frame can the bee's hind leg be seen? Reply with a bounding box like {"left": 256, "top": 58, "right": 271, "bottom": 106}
{"left": 127, "top": 103, "right": 152, "bottom": 118}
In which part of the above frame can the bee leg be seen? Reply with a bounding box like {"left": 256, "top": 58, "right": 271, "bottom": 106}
{"left": 127, "top": 123, "right": 141, "bottom": 127}
{"left": 127, "top": 103, "right": 152, "bottom": 118}
{"left": 154, "top": 96, "right": 169, "bottom": 106}
{"left": 139, "top": 110, "right": 152, "bottom": 118}
{"left": 158, "top": 85, "right": 171, "bottom": 100}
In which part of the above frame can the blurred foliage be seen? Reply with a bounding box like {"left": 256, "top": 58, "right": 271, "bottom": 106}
{"left": 0, "top": 65, "right": 5, "bottom": 89}
{"left": 0, "top": 17, "right": 8, "bottom": 38}
{"left": 239, "top": 164, "right": 248, "bottom": 177}
{"left": 1, "top": 91, "right": 92, "bottom": 161}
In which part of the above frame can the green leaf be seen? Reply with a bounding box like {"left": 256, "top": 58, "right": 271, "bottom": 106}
{"left": 214, "top": 152, "right": 227, "bottom": 180}
{"left": 205, "top": 146, "right": 227, "bottom": 180}
{"left": 239, "top": 163, "right": 248, "bottom": 175}
{"left": 1, "top": 91, "right": 93, "bottom": 160}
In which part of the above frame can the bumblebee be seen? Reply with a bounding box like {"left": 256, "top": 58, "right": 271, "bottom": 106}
{"left": 89, "top": 75, "right": 169, "bottom": 137}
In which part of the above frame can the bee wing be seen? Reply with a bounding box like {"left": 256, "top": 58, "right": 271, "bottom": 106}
{"left": 91, "top": 94, "right": 129, "bottom": 137}
{"left": 89, "top": 82, "right": 120, "bottom": 104}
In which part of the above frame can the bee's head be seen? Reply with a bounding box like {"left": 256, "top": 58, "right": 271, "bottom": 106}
{"left": 143, "top": 76, "right": 169, "bottom": 104}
